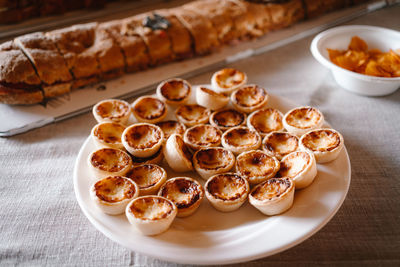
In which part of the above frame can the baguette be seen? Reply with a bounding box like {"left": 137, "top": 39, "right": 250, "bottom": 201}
{"left": 0, "top": 0, "right": 372, "bottom": 105}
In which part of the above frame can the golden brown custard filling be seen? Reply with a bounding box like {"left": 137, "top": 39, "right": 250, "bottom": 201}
{"left": 186, "top": 125, "right": 222, "bottom": 147}
{"left": 133, "top": 97, "right": 166, "bottom": 120}
{"left": 95, "top": 100, "right": 129, "bottom": 119}
{"left": 264, "top": 132, "right": 299, "bottom": 156}
{"left": 125, "top": 124, "right": 161, "bottom": 149}
{"left": 91, "top": 148, "right": 130, "bottom": 172}
{"left": 176, "top": 104, "right": 210, "bottom": 122}
{"left": 156, "top": 120, "right": 185, "bottom": 139}
{"left": 302, "top": 129, "right": 341, "bottom": 152}
{"left": 200, "top": 86, "right": 225, "bottom": 97}
{"left": 215, "top": 68, "right": 246, "bottom": 89}
{"left": 94, "top": 176, "right": 136, "bottom": 203}
{"left": 250, "top": 108, "right": 283, "bottom": 134}
{"left": 159, "top": 178, "right": 203, "bottom": 209}
{"left": 129, "top": 196, "right": 174, "bottom": 220}
{"left": 195, "top": 148, "right": 233, "bottom": 170}
{"left": 160, "top": 80, "right": 190, "bottom": 101}
{"left": 237, "top": 151, "right": 278, "bottom": 177}
{"left": 207, "top": 174, "right": 247, "bottom": 201}
{"left": 93, "top": 123, "right": 126, "bottom": 144}
{"left": 277, "top": 151, "right": 311, "bottom": 178}
{"left": 212, "top": 109, "right": 245, "bottom": 128}
{"left": 175, "top": 134, "right": 192, "bottom": 162}
{"left": 224, "top": 127, "right": 260, "bottom": 147}
{"left": 251, "top": 178, "right": 292, "bottom": 201}
{"left": 286, "top": 107, "right": 322, "bottom": 129}
{"left": 234, "top": 85, "right": 266, "bottom": 107}
{"left": 126, "top": 164, "right": 164, "bottom": 189}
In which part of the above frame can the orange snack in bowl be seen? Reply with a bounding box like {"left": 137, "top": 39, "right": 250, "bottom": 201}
{"left": 327, "top": 36, "right": 400, "bottom": 77}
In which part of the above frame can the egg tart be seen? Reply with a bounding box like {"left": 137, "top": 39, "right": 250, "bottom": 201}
{"left": 88, "top": 148, "right": 132, "bottom": 180}
{"left": 183, "top": 124, "right": 222, "bottom": 151}
{"left": 283, "top": 106, "right": 324, "bottom": 136}
{"left": 277, "top": 151, "right": 317, "bottom": 189}
{"left": 193, "top": 147, "right": 235, "bottom": 180}
{"left": 158, "top": 177, "right": 204, "bottom": 217}
{"left": 156, "top": 78, "right": 191, "bottom": 106}
{"left": 247, "top": 108, "right": 284, "bottom": 137}
{"left": 175, "top": 104, "right": 211, "bottom": 127}
{"left": 236, "top": 150, "right": 280, "bottom": 185}
{"left": 163, "top": 134, "right": 193, "bottom": 172}
{"left": 249, "top": 177, "right": 295, "bottom": 216}
{"left": 262, "top": 131, "right": 299, "bottom": 160}
{"left": 156, "top": 120, "right": 186, "bottom": 141}
{"left": 131, "top": 96, "right": 167, "bottom": 124}
{"left": 91, "top": 122, "right": 126, "bottom": 150}
{"left": 231, "top": 84, "right": 268, "bottom": 113}
{"left": 205, "top": 173, "right": 249, "bottom": 212}
{"left": 211, "top": 68, "right": 247, "bottom": 95}
{"left": 125, "top": 196, "right": 177, "bottom": 236}
{"left": 126, "top": 164, "right": 167, "bottom": 195}
{"left": 122, "top": 123, "right": 164, "bottom": 158}
{"left": 196, "top": 85, "right": 229, "bottom": 110}
{"left": 210, "top": 109, "right": 246, "bottom": 131}
{"left": 221, "top": 126, "right": 261, "bottom": 154}
{"left": 92, "top": 99, "right": 131, "bottom": 125}
{"left": 90, "top": 176, "right": 139, "bottom": 215}
{"left": 299, "top": 128, "right": 344, "bottom": 163}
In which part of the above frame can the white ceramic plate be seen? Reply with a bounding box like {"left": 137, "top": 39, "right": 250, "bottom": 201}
{"left": 73, "top": 92, "right": 351, "bottom": 265}
{"left": 311, "top": 25, "right": 400, "bottom": 96}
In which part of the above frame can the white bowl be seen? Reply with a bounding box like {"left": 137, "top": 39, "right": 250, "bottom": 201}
{"left": 311, "top": 25, "right": 400, "bottom": 96}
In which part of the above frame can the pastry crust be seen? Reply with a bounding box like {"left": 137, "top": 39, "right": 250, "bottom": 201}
{"left": 122, "top": 13, "right": 174, "bottom": 65}
{"left": 283, "top": 106, "right": 325, "bottom": 136}
{"left": 0, "top": 84, "right": 43, "bottom": 105}
{"left": 126, "top": 164, "right": 167, "bottom": 196}
{"left": 92, "top": 99, "right": 131, "bottom": 125}
{"left": 47, "top": 23, "right": 101, "bottom": 88}
{"left": 156, "top": 78, "right": 191, "bottom": 106}
{"left": 122, "top": 123, "right": 164, "bottom": 158}
{"left": 183, "top": 124, "right": 222, "bottom": 151}
{"left": 158, "top": 177, "right": 204, "bottom": 217}
{"left": 125, "top": 196, "right": 177, "bottom": 236}
{"left": 247, "top": 108, "right": 284, "bottom": 137}
{"left": 196, "top": 85, "right": 229, "bottom": 110}
{"left": 193, "top": 147, "right": 235, "bottom": 180}
{"left": 130, "top": 146, "right": 164, "bottom": 166}
{"left": 172, "top": 7, "right": 219, "bottom": 55}
{"left": 131, "top": 95, "right": 167, "bottom": 123}
{"left": 211, "top": 68, "right": 247, "bottom": 95}
{"left": 101, "top": 20, "right": 150, "bottom": 72}
{"left": 90, "top": 176, "right": 139, "bottom": 215}
{"left": 267, "top": 0, "right": 305, "bottom": 30}
{"left": 91, "top": 122, "right": 126, "bottom": 150}
{"left": 249, "top": 177, "right": 295, "bottom": 216}
{"left": 156, "top": 120, "right": 186, "bottom": 141}
{"left": 210, "top": 109, "right": 246, "bottom": 131}
{"left": 15, "top": 32, "right": 72, "bottom": 98}
{"left": 175, "top": 104, "right": 211, "bottom": 127}
{"left": 205, "top": 173, "right": 249, "bottom": 212}
{"left": 163, "top": 133, "right": 193, "bottom": 172}
{"left": 88, "top": 148, "right": 132, "bottom": 180}
{"left": 299, "top": 128, "right": 344, "bottom": 163}
{"left": 221, "top": 126, "right": 261, "bottom": 154}
{"left": 262, "top": 131, "right": 299, "bottom": 160}
{"left": 236, "top": 150, "right": 280, "bottom": 185}
{"left": 277, "top": 150, "right": 317, "bottom": 189}
{"left": 231, "top": 84, "right": 268, "bottom": 113}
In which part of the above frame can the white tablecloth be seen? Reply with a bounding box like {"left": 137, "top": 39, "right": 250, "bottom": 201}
{"left": 1, "top": 5, "right": 399, "bottom": 266}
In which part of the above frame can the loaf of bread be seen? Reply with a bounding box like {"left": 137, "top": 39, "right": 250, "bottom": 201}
{"left": 0, "top": 0, "right": 371, "bottom": 105}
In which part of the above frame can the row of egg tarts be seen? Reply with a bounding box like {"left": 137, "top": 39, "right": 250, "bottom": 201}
{"left": 86, "top": 69, "right": 344, "bottom": 235}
